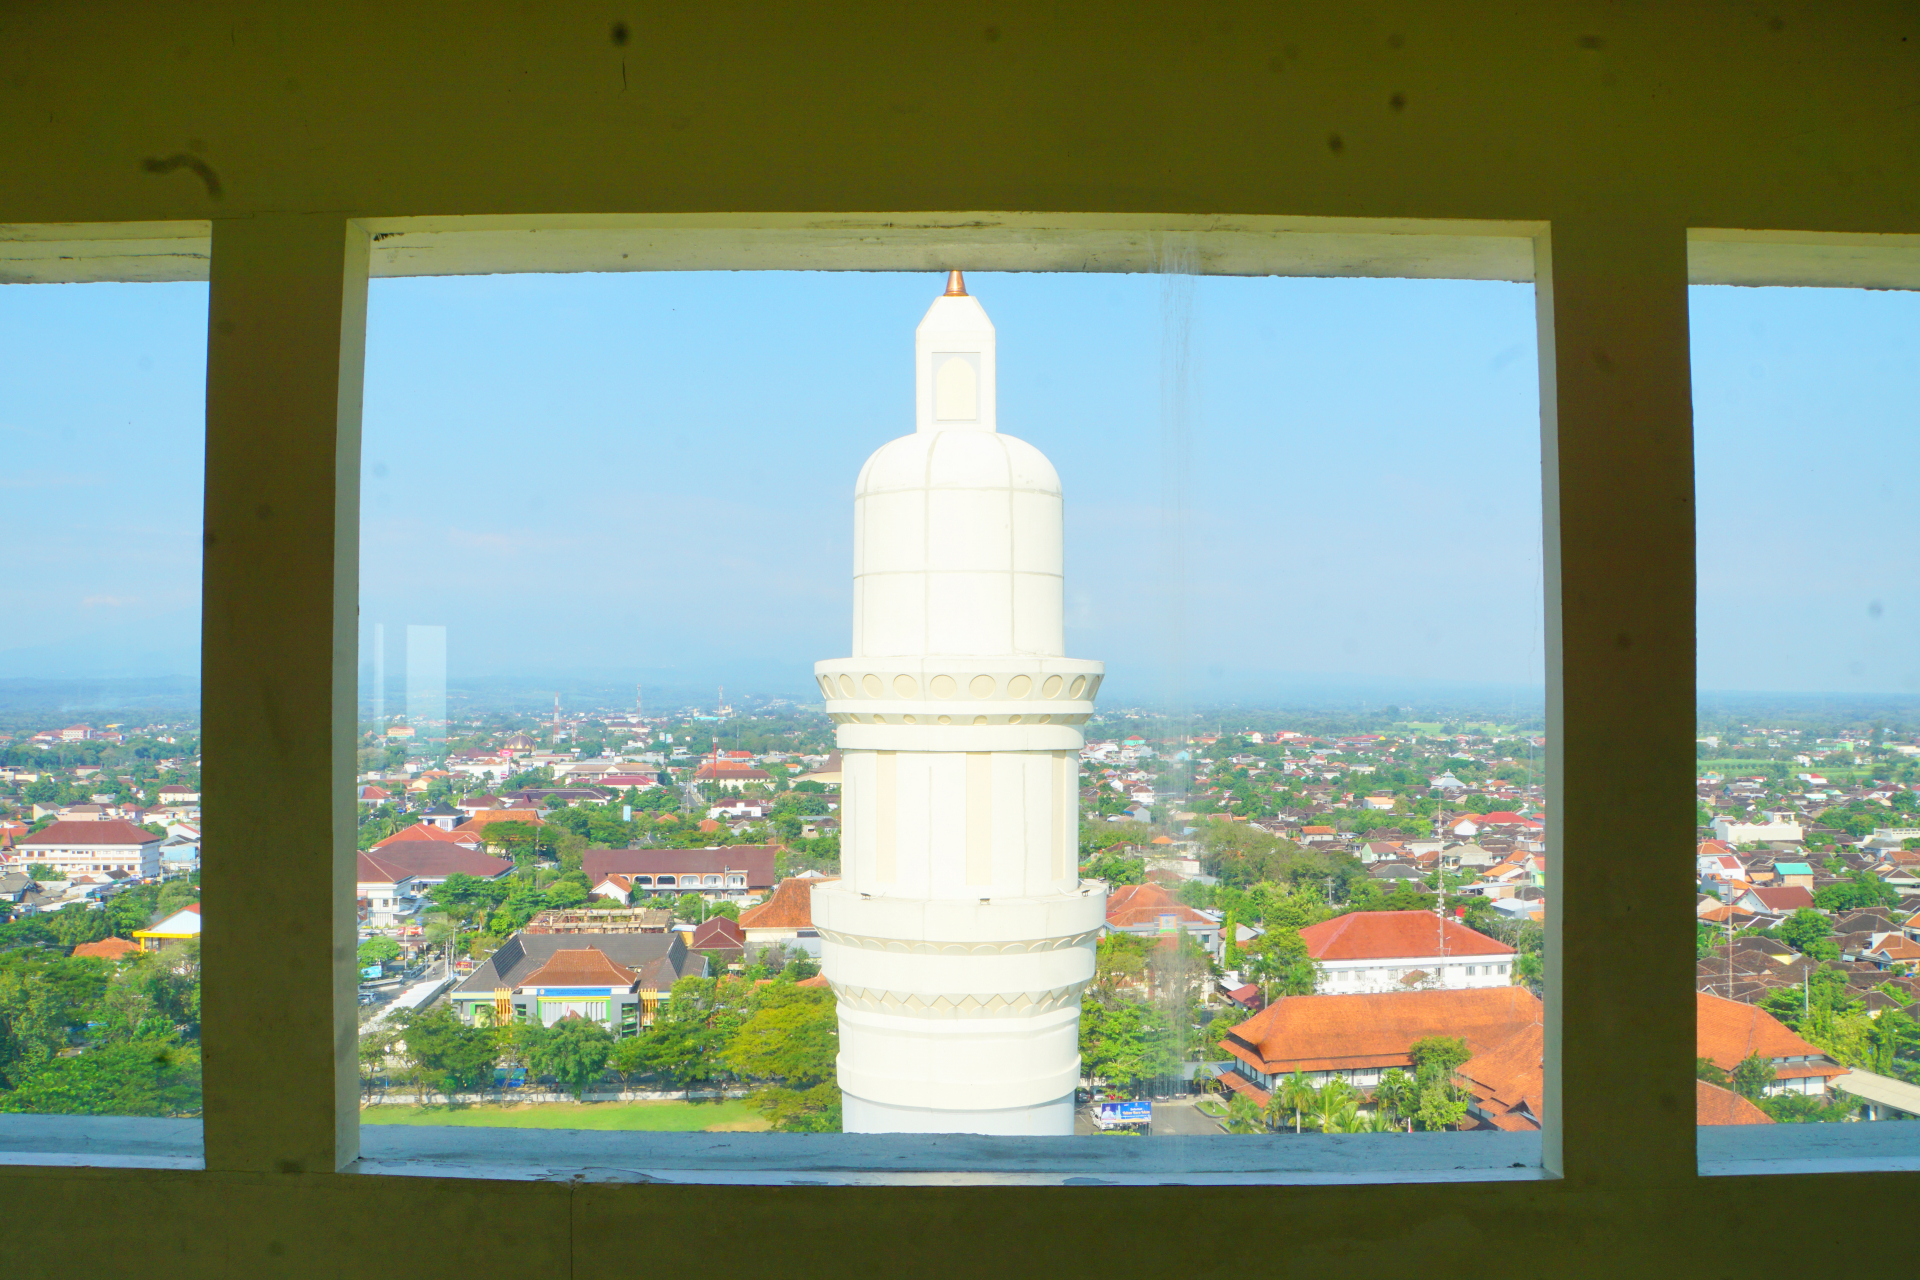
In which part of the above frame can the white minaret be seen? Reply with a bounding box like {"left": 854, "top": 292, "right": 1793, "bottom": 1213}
{"left": 814, "top": 272, "right": 1106, "bottom": 1135}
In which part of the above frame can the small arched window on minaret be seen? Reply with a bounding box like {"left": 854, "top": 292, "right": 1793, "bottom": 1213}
{"left": 933, "top": 353, "right": 980, "bottom": 421}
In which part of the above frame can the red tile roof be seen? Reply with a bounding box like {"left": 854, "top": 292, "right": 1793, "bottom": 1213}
{"left": 371, "top": 823, "right": 482, "bottom": 849}
{"left": 1105, "top": 882, "right": 1215, "bottom": 929}
{"left": 357, "top": 846, "right": 513, "bottom": 883}
{"left": 1744, "top": 885, "right": 1815, "bottom": 912}
{"left": 1696, "top": 1079, "right": 1774, "bottom": 1125}
{"left": 453, "top": 808, "right": 544, "bottom": 830}
{"left": 1298, "top": 910, "right": 1514, "bottom": 961}
{"left": 689, "top": 916, "right": 745, "bottom": 950}
{"left": 1696, "top": 992, "right": 1846, "bottom": 1081}
{"left": 1224, "top": 987, "right": 1544, "bottom": 1077}
{"left": 738, "top": 877, "right": 834, "bottom": 930}
{"left": 70, "top": 936, "right": 141, "bottom": 960}
{"left": 1459, "top": 1021, "right": 1544, "bottom": 1130}
{"left": 1217, "top": 1070, "right": 1272, "bottom": 1107}
{"left": 518, "top": 947, "right": 639, "bottom": 988}
{"left": 15, "top": 820, "right": 162, "bottom": 848}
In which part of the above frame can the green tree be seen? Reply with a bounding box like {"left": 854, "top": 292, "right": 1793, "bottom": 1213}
{"left": 724, "top": 986, "right": 837, "bottom": 1087}
{"left": 1730, "top": 1052, "right": 1776, "bottom": 1101}
{"left": 1867, "top": 1007, "right": 1915, "bottom": 1076}
{"left": 1092, "top": 932, "right": 1153, "bottom": 999}
{"left": 1695, "top": 1057, "right": 1729, "bottom": 1087}
{"left": 1373, "top": 1067, "right": 1417, "bottom": 1131}
{"left": 723, "top": 985, "right": 840, "bottom": 1131}
{"left": 1223, "top": 1093, "right": 1266, "bottom": 1134}
{"left": 0, "top": 1041, "right": 202, "bottom": 1116}
{"left": 627, "top": 1012, "right": 719, "bottom": 1097}
{"left": 525, "top": 1015, "right": 615, "bottom": 1098}
{"left": 1278, "top": 1068, "right": 1318, "bottom": 1135}
{"left": 1245, "top": 927, "right": 1321, "bottom": 1001}
{"left": 1779, "top": 908, "right": 1831, "bottom": 955}
{"left": 1083, "top": 850, "right": 1146, "bottom": 886}
{"left": 51, "top": 904, "right": 110, "bottom": 949}
{"left": 1408, "top": 1035, "right": 1472, "bottom": 1131}
{"left": 400, "top": 1005, "right": 498, "bottom": 1094}
{"left": 357, "top": 937, "right": 401, "bottom": 968}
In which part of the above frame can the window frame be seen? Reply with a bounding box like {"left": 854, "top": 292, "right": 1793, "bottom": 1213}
{"left": 1, "top": 214, "right": 1916, "bottom": 1204}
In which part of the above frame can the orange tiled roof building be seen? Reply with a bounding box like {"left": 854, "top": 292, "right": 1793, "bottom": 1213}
{"left": 1298, "top": 910, "right": 1517, "bottom": 995}
{"left": 1219, "top": 986, "right": 1544, "bottom": 1106}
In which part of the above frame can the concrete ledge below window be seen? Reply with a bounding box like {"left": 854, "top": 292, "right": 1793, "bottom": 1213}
{"left": 353, "top": 1128, "right": 1549, "bottom": 1186}
{"left": 1699, "top": 1122, "right": 1920, "bottom": 1177}
{"left": 0, "top": 1116, "right": 203, "bottom": 1170}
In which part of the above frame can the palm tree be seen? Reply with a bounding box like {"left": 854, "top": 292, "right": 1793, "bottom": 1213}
{"left": 1280, "top": 1070, "right": 1319, "bottom": 1134}
{"left": 1192, "top": 1063, "right": 1221, "bottom": 1100}
{"left": 1223, "top": 1093, "right": 1265, "bottom": 1134}
{"left": 1314, "top": 1078, "right": 1356, "bottom": 1132}
{"left": 1363, "top": 1107, "right": 1396, "bottom": 1133}
{"left": 1321, "top": 1100, "right": 1362, "bottom": 1134}
{"left": 1261, "top": 1089, "right": 1290, "bottom": 1134}
{"left": 1373, "top": 1068, "right": 1416, "bottom": 1132}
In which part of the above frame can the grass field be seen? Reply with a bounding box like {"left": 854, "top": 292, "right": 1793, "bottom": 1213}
{"left": 361, "top": 1099, "right": 770, "bottom": 1132}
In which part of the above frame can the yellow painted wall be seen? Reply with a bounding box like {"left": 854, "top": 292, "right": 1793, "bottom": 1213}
{"left": 2, "top": 3, "right": 1917, "bottom": 1278}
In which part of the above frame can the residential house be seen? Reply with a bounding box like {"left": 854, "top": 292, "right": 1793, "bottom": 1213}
{"left": 1104, "top": 883, "right": 1220, "bottom": 953}
{"left": 1734, "top": 884, "right": 1815, "bottom": 915}
{"left": 450, "top": 808, "right": 545, "bottom": 847}
{"left": 1773, "top": 862, "right": 1815, "bottom": 891}
{"left": 737, "top": 876, "right": 834, "bottom": 946}
{"left": 591, "top": 874, "right": 636, "bottom": 902}
{"left": 693, "top": 757, "right": 772, "bottom": 792}
{"left": 1695, "top": 992, "right": 1846, "bottom": 1097}
{"left": 134, "top": 903, "right": 201, "bottom": 951}
{"left": 417, "top": 801, "right": 461, "bottom": 831}
{"left": 371, "top": 823, "right": 483, "bottom": 851}
{"left": 1298, "top": 910, "right": 1518, "bottom": 993}
{"left": 449, "top": 931, "right": 704, "bottom": 1035}
{"left": 687, "top": 915, "right": 746, "bottom": 969}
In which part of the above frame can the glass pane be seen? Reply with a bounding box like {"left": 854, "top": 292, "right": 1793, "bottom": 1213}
{"left": 354, "top": 268, "right": 1543, "bottom": 1170}
{"left": 1693, "top": 283, "right": 1920, "bottom": 1136}
{"left": 0, "top": 281, "right": 206, "bottom": 1128}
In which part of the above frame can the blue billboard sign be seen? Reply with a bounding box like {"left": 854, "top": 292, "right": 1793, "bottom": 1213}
{"left": 1096, "top": 1100, "right": 1152, "bottom": 1126}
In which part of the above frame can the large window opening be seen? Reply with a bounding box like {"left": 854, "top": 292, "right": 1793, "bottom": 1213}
{"left": 0, "top": 281, "right": 206, "bottom": 1132}
{"left": 349, "top": 263, "right": 1547, "bottom": 1174}
{"left": 1691, "top": 282, "right": 1920, "bottom": 1142}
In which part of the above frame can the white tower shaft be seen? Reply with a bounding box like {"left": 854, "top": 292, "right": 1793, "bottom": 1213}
{"left": 816, "top": 274, "right": 1105, "bottom": 1135}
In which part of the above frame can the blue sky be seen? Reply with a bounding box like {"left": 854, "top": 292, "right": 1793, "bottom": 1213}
{"left": 2, "top": 271, "right": 1912, "bottom": 707}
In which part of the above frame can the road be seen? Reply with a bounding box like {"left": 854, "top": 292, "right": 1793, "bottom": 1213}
{"left": 1073, "top": 1097, "right": 1225, "bottom": 1137}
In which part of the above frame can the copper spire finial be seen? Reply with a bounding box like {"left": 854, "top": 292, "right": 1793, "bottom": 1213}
{"left": 944, "top": 270, "right": 967, "bottom": 297}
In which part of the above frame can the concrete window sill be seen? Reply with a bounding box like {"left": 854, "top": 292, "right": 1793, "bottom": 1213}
{"left": 0, "top": 1116, "right": 203, "bottom": 1171}
{"left": 8, "top": 1117, "right": 1913, "bottom": 1184}
{"left": 1698, "top": 1122, "right": 1920, "bottom": 1176}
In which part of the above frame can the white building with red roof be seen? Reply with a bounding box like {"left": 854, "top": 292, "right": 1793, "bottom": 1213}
{"left": 1103, "top": 882, "right": 1221, "bottom": 953}
{"left": 13, "top": 819, "right": 163, "bottom": 879}
{"left": 1298, "top": 910, "right": 1517, "bottom": 994}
